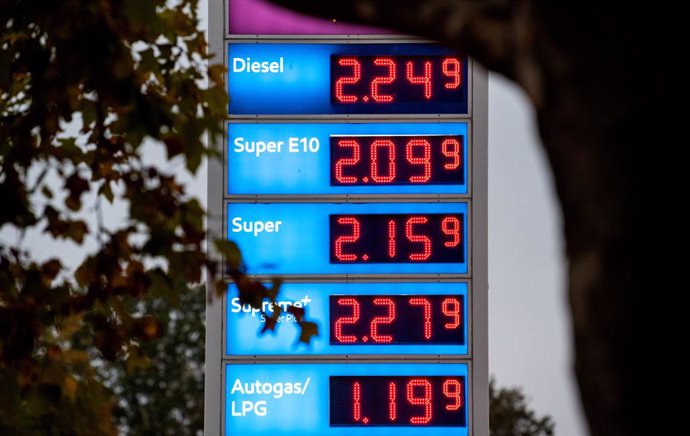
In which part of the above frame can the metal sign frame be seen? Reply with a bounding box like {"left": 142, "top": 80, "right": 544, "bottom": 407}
{"left": 206, "top": 1, "right": 488, "bottom": 434}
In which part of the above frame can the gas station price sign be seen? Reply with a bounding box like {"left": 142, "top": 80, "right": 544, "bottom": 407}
{"left": 227, "top": 122, "right": 470, "bottom": 195}
{"left": 224, "top": 362, "right": 470, "bottom": 436}
{"left": 226, "top": 202, "right": 469, "bottom": 275}
{"left": 227, "top": 43, "right": 469, "bottom": 115}
{"left": 225, "top": 282, "right": 469, "bottom": 357}
{"left": 208, "top": 4, "right": 487, "bottom": 435}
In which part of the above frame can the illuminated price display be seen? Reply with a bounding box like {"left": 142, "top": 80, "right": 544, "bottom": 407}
{"left": 331, "top": 56, "right": 463, "bottom": 111}
{"left": 212, "top": 5, "right": 487, "bottom": 436}
{"left": 330, "top": 295, "right": 463, "bottom": 345}
{"left": 226, "top": 202, "right": 469, "bottom": 275}
{"left": 227, "top": 123, "right": 469, "bottom": 195}
{"left": 227, "top": 43, "right": 468, "bottom": 115}
{"left": 330, "top": 214, "right": 464, "bottom": 263}
{"left": 224, "top": 362, "right": 470, "bottom": 436}
{"left": 226, "top": 283, "right": 469, "bottom": 356}
{"left": 330, "top": 135, "right": 463, "bottom": 186}
{"left": 330, "top": 376, "right": 466, "bottom": 426}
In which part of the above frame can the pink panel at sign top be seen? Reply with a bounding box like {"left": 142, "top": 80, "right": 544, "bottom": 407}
{"left": 228, "top": 0, "right": 392, "bottom": 34}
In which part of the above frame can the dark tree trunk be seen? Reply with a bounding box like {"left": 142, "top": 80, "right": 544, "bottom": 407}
{"left": 267, "top": 2, "right": 673, "bottom": 435}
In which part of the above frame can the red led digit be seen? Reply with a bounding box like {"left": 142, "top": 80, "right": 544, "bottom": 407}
{"left": 406, "top": 60, "right": 432, "bottom": 99}
{"left": 371, "top": 57, "right": 396, "bottom": 103}
{"left": 406, "top": 378, "right": 433, "bottom": 424}
{"left": 388, "top": 220, "right": 397, "bottom": 258}
{"left": 441, "top": 138, "right": 461, "bottom": 170}
{"left": 353, "top": 381, "right": 362, "bottom": 421}
{"left": 406, "top": 139, "right": 431, "bottom": 183}
{"left": 334, "top": 298, "right": 360, "bottom": 343}
{"left": 409, "top": 297, "right": 432, "bottom": 339}
{"left": 334, "top": 139, "right": 361, "bottom": 184}
{"left": 389, "top": 382, "right": 397, "bottom": 421}
{"left": 334, "top": 217, "right": 360, "bottom": 261}
{"left": 442, "top": 58, "right": 462, "bottom": 89}
{"left": 335, "top": 58, "right": 361, "bottom": 103}
{"left": 405, "top": 217, "right": 431, "bottom": 261}
{"left": 442, "top": 298, "right": 462, "bottom": 329}
{"left": 443, "top": 379, "right": 463, "bottom": 411}
{"left": 370, "top": 298, "right": 396, "bottom": 343}
{"left": 441, "top": 216, "right": 461, "bottom": 248}
{"left": 370, "top": 139, "right": 396, "bottom": 183}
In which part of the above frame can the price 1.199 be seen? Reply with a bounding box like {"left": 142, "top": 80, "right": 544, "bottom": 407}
{"left": 330, "top": 376, "right": 467, "bottom": 427}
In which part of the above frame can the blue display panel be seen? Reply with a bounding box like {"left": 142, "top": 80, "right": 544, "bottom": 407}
{"left": 227, "top": 43, "right": 469, "bottom": 115}
{"left": 227, "top": 122, "right": 469, "bottom": 195}
{"left": 225, "top": 282, "right": 469, "bottom": 356}
{"left": 224, "top": 362, "right": 469, "bottom": 436}
{"left": 226, "top": 202, "right": 469, "bottom": 275}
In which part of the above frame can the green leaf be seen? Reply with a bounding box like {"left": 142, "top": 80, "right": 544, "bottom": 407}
{"left": 81, "top": 100, "right": 97, "bottom": 129}
{"left": 214, "top": 239, "right": 242, "bottom": 269}
{"left": 123, "top": 0, "right": 158, "bottom": 31}
{"left": 185, "top": 142, "right": 203, "bottom": 173}
{"left": 138, "top": 47, "right": 158, "bottom": 73}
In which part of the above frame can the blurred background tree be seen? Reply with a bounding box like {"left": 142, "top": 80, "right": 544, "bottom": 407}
{"left": 490, "top": 378, "right": 554, "bottom": 436}
{"left": 101, "top": 285, "right": 206, "bottom": 436}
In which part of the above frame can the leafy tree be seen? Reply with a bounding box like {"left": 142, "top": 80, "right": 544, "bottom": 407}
{"left": 0, "top": 1, "right": 320, "bottom": 433}
{"left": 490, "top": 378, "right": 554, "bottom": 436}
{"left": 103, "top": 285, "right": 205, "bottom": 436}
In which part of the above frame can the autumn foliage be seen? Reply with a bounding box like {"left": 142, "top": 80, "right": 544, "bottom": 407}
{"left": 0, "top": 1, "right": 224, "bottom": 433}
